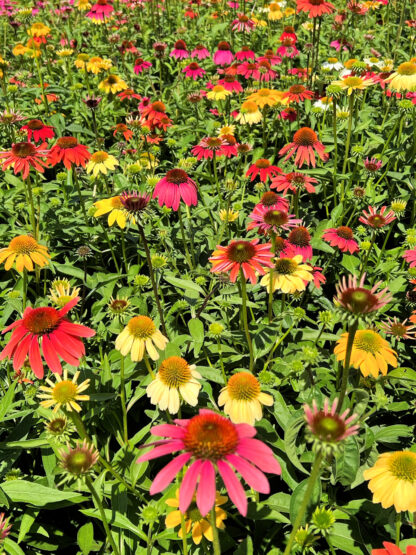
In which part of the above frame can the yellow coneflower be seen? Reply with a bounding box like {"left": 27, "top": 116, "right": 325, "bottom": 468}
{"left": 261, "top": 255, "right": 313, "bottom": 294}
{"left": 0, "top": 235, "right": 50, "bottom": 272}
{"left": 93, "top": 196, "right": 126, "bottom": 228}
{"left": 48, "top": 278, "right": 80, "bottom": 308}
{"left": 115, "top": 315, "right": 168, "bottom": 361}
{"left": 74, "top": 53, "right": 90, "bottom": 69}
{"left": 247, "top": 88, "right": 288, "bottom": 108}
{"left": 86, "top": 56, "right": 107, "bottom": 74}
{"left": 331, "top": 75, "right": 374, "bottom": 95}
{"left": 386, "top": 61, "right": 416, "bottom": 92}
{"left": 206, "top": 85, "right": 231, "bottom": 101}
{"left": 27, "top": 22, "right": 51, "bottom": 38}
{"left": 267, "top": 2, "right": 283, "bottom": 20}
{"left": 235, "top": 101, "right": 262, "bottom": 125}
{"left": 98, "top": 74, "right": 128, "bottom": 94}
{"left": 12, "top": 44, "right": 28, "bottom": 57}
{"left": 86, "top": 151, "right": 119, "bottom": 177}
{"left": 219, "top": 208, "right": 239, "bottom": 222}
{"left": 37, "top": 369, "right": 90, "bottom": 413}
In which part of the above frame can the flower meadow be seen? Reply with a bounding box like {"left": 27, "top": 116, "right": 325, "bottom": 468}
{"left": 1, "top": 0, "right": 416, "bottom": 554}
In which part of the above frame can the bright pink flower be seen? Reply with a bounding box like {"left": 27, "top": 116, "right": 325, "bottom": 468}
{"left": 359, "top": 205, "right": 396, "bottom": 228}
{"left": 153, "top": 169, "right": 197, "bottom": 211}
{"left": 213, "top": 41, "right": 234, "bottom": 65}
{"left": 218, "top": 76, "right": 243, "bottom": 92}
{"left": 191, "top": 44, "right": 210, "bottom": 60}
{"left": 247, "top": 204, "right": 301, "bottom": 235}
{"left": 403, "top": 249, "right": 416, "bottom": 268}
{"left": 133, "top": 57, "right": 152, "bottom": 74}
{"left": 283, "top": 226, "right": 313, "bottom": 261}
{"left": 220, "top": 135, "right": 239, "bottom": 158}
{"left": 259, "top": 191, "right": 289, "bottom": 211}
{"left": 246, "top": 159, "right": 282, "bottom": 183}
{"left": 210, "top": 239, "right": 274, "bottom": 283}
{"left": 372, "top": 542, "right": 416, "bottom": 555}
{"left": 191, "top": 137, "right": 227, "bottom": 160}
{"left": 304, "top": 398, "right": 359, "bottom": 442}
{"left": 86, "top": 0, "right": 113, "bottom": 21}
{"left": 280, "top": 27, "right": 297, "bottom": 43}
{"left": 271, "top": 171, "right": 318, "bottom": 194}
{"left": 170, "top": 40, "right": 189, "bottom": 60}
{"left": 137, "top": 410, "right": 281, "bottom": 516}
{"left": 256, "top": 50, "right": 282, "bottom": 66}
{"left": 237, "top": 61, "right": 260, "bottom": 80}
{"left": 322, "top": 227, "right": 359, "bottom": 254}
{"left": 330, "top": 39, "right": 352, "bottom": 51}
{"left": 277, "top": 38, "right": 299, "bottom": 59}
{"left": 279, "top": 127, "right": 329, "bottom": 168}
{"left": 334, "top": 273, "right": 392, "bottom": 314}
{"left": 364, "top": 157, "right": 383, "bottom": 172}
{"left": 236, "top": 46, "right": 255, "bottom": 61}
{"left": 0, "top": 297, "right": 95, "bottom": 379}
{"left": 182, "top": 62, "right": 206, "bottom": 80}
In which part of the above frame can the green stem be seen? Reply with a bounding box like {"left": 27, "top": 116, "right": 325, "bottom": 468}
{"left": 25, "top": 174, "right": 37, "bottom": 239}
{"left": 119, "top": 355, "right": 128, "bottom": 445}
{"left": 340, "top": 93, "right": 355, "bottom": 205}
{"left": 144, "top": 354, "right": 155, "bottom": 379}
{"left": 283, "top": 451, "right": 324, "bottom": 555}
{"left": 396, "top": 512, "right": 401, "bottom": 545}
{"left": 100, "top": 224, "right": 120, "bottom": 273}
{"left": 180, "top": 512, "right": 189, "bottom": 555}
{"left": 263, "top": 324, "right": 295, "bottom": 372}
{"left": 332, "top": 101, "right": 338, "bottom": 207}
{"left": 85, "top": 476, "right": 121, "bottom": 555}
{"left": 178, "top": 206, "right": 194, "bottom": 271}
{"left": 268, "top": 234, "right": 276, "bottom": 323}
{"left": 120, "top": 229, "right": 129, "bottom": 276}
{"left": 217, "top": 339, "right": 227, "bottom": 385}
{"left": 240, "top": 269, "right": 254, "bottom": 372}
{"left": 337, "top": 319, "right": 358, "bottom": 413}
{"left": 210, "top": 507, "right": 221, "bottom": 555}
{"left": 359, "top": 231, "right": 376, "bottom": 278}
{"left": 22, "top": 269, "right": 27, "bottom": 311}
{"left": 72, "top": 168, "right": 88, "bottom": 227}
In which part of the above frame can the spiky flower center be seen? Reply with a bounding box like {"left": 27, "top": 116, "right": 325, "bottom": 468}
{"left": 282, "top": 37, "right": 295, "bottom": 46}
{"left": 340, "top": 288, "right": 378, "bottom": 313}
{"left": 227, "top": 372, "right": 260, "bottom": 401}
{"left": 165, "top": 169, "right": 188, "bottom": 184}
{"left": 259, "top": 61, "right": 271, "bottom": 72}
{"left": 255, "top": 158, "right": 271, "bottom": 168}
{"left": 310, "top": 413, "right": 346, "bottom": 442}
{"left": 109, "top": 299, "right": 129, "bottom": 313}
{"left": 389, "top": 322, "right": 408, "bottom": 337}
{"left": 309, "top": 0, "right": 325, "bottom": 4}
{"left": 288, "top": 226, "right": 311, "bottom": 247}
{"left": 258, "top": 88, "right": 272, "bottom": 97}
{"left": 261, "top": 191, "right": 279, "bottom": 206}
{"left": 52, "top": 380, "right": 78, "bottom": 403}
{"left": 270, "top": 3, "right": 280, "bottom": 11}
{"left": 206, "top": 137, "right": 223, "bottom": 149}
{"left": 47, "top": 417, "right": 67, "bottom": 434}
{"left": 354, "top": 330, "right": 384, "bottom": 353}
{"left": 57, "top": 137, "right": 78, "bottom": 149}
{"left": 9, "top": 235, "right": 39, "bottom": 254}
{"left": 62, "top": 447, "right": 97, "bottom": 474}
{"left": 187, "top": 503, "right": 203, "bottom": 522}
{"left": 264, "top": 209, "right": 289, "bottom": 226}
{"left": 127, "top": 316, "right": 155, "bottom": 338}
{"left": 188, "top": 62, "right": 199, "bottom": 70}
{"left": 328, "top": 57, "right": 338, "bottom": 64}
{"left": 106, "top": 75, "right": 119, "bottom": 85}
{"left": 26, "top": 119, "right": 44, "bottom": 130}
{"left": 336, "top": 226, "right": 353, "bottom": 240}
{"left": 275, "top": 258, "right": 297, "bottom": 275}
{"left": 293, "top": 127, "right": 317, "bottom": 146}
{"left": 174, "top": 40, "right": 186, "bottom": 50}
{"left": 120, "top": 191, "right": 149, "bottom": 212}
{"left": 288, "top": 173, "right": 306, "bottom": 185}
{"left": 151, "top": 101, "right": 166, "bottom": 112}
{"left": 183, "top": 413, "right": 239, "bottom": 461}
{"left": 241, "top": 101, "right": 258, "bottom": 114}
{"left": 238, "top": 14, "right": 249, "bottom": 22}
{"left": 115, "top": 123, "right": 128, "bottom": 132}
{"left": 289, "top": 85, "right": 306, "bottom": 94}
{"left": 11, "top": 142, "right": 37, "bottom": 157}
{"left": 343, "top": 76, "right": 363, "bottom": 87}
{"left": 367, "top": 214, "right": 386, "bottom": 227}
{"left": 212, "top": 85, "right": 226, "bottom": 93}
{"left": 158, "top": 356, "right": 192, "bottom": 388}
{"left": 218, "top": 41, "right": 230, "bottom": 50}
{"left": 388, "top": 452, "right": 416, "bottom": 481}
{"left": 91, "top": 151, "right": 109, "bottom": 163}
{"left": 397, "top": 62, "right": 416, "bottom": 76}
{"left": 227, "top": 241, "right": 256, "bottom": 263}
{"left": 23, "top": 307, "right": 60, "bottom": 334}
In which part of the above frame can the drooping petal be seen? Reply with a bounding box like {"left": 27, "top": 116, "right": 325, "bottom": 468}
{"left": 150, "top": 452, "right": 191, "bottom": 494}
{"left": 179, "top": 459, "right": 203, "bottom": 513}
{"left": 137, "top": 440, "right": 185, "bottom": 462}
{"left": 196, "top": 460, "right": 216, "bottom": 516}
{"left": 226, "top": 454, "right": 270, "bottom": 493}
{"left": 217, "top": 460, "right": 247, "bottom": 516}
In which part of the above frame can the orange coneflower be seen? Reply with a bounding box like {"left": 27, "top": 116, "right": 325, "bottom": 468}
{"left": 0, "top": 142, "right": 49, "bottom": 180}
{"left": 0, "top": 235, "right": 50, "bottom": 272}
{"left": 48, "top": 137, "right": 91, "bottom": 169}
{"left": 279, "top": 127, "right": 328, "bottom": 168}
{"left": 296, "top": 0, "right": 335, "bottom": 18}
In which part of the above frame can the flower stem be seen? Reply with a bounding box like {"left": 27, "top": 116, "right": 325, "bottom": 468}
{"left": 180, "top": 512, "right": 189, "bottom": 555}
{"left": 143, "top": 354, "right": 155, "bottom": 379}
{"left": 239, "top": 268, "right": 254, "bottom": 372}
{"left": 268, "top": 234, "right": 276, "bottom": 323}
{"left": 120, "top": 229, "right": 129, "bottom": 276}
{"left": 337, "top": 319, "right": 358, "bottom": 413}
{"left": 178, "top": 206, "right": 194, "bottom": 271}
{"left": 359, "top": 231, "right": 376, "bottom": 278}
{"left": 396, "top": 511, "right": 401, "bottom": 545}
{"left": 283, "top": 451, "right": 323, "bottom": 555}
{"left": 340, "top": 93, "right": 355, "bottom": 205}
{"left": 72, "top": 168, "right": 88, "bottom": 227}
{"left": 210, "top": 507, "right": 221, "bottom": 555}
{"left": 217, "top": 339, "right": 227, "bottom": 384}
{"left": 22, "top": 269, "right": 27, "bottom": 311}
{"left": 85, "top": 476, "right": 121, "bottom": 555}
{"left": 25, "top": 174, "right": 37, "bottom": 239}
{"left": 137, "top": 223, "right": 167, "bottom": 337}
{"left": 119, "top": 354, "right": 128, "bottom": 445}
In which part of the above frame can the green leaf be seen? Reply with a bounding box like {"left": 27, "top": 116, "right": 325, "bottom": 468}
{"left": 335, "top": 437, "right": 360, "bottom": 486}
{"left": 284, "top": 415, "right": 308, "bottom": 475}
{"left": 53, "top": 263, "right": 85, "bottom": 280}
{"left": 289, "top": 476, "right": 321, "bottom": 525}
{"left": 1, "top": 480, "right": 86, "bottom": 507}
{"left": 77, "top": 522, "right": 94, "bottom": 555}
{"left": 0, "top": 382, "right": 17, "bottom": 421}
{"left": 373, "top": 424, "right": 413, "bottom": 444}
{"left": 341, "top": 254, "right": 360, "bottom": 274}
{"left": 188, "top": 318, "right": 204, "bottom": 356}
{"left": 163, "top": 274, "right": 203, "bottom": 294}
{"left": 3, "top": 538, "right": 26, "bottom": 555}
{"left": 0, "top": 439, "right": 48, "bottom": 449}
{"left": 327, "top": 522, "right": 365, "bottom": 554}
{"left": 80, "top": 508, "right": 147, "bottom": 541}
{"left": 17, "top": 509, "right": 37, "bottom": 543}
{"left": 388, "top": 367, "right": 416, "bottom": 382}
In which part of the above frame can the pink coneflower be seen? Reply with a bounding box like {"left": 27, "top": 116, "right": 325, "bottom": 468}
{"left": 137, "top": 409, "right": 281, "bottom": 517}
{"left": 237, "top": 62, "right": 260, "bottom": 80}
{"left": 322, "top": 226, "right": 359, "bottom": 254}
{"left": 231, "top": 13, "right": 254, "bottom": 32}
{"left": 280, "top": 107, "right": 298, "bottom": 122}
{"left": 213, "top": 41, "right": 234, "bottom": 66}
{"left": 359, "top": 206, "right": 396, "bottom": 229}
{"left": 282, "top": 84, "right": 314, "bottom": 103}
{"left": 364, "top": 157, "right": 383, "bottom": 173}
{"left": 246, "top": 159, "right": 282, "bottom": 183}
{"left": 191, "top": 137, "right": 227, "bottom": 160}
{"left": 153, "top": 169, "right": 198, "bottom": 211}
{"left": 0, "top": 297, "right": 95, "bottom": 379}
{"left": 279, "top": 127, "right": 329, "bottom": 168}
{"left": 20, "top": 119, "right": 55, "bottom": 142}
{"left": 312, "top": 266, "right": 326, "bottom": 289}
{"left": 191, "top": 44, "right": 210, "bottom": 60}
{"left": 334, "top": 273, "right": 392, "bottom": 315}
{"left": 256, "top": 49, "right": 282, "bottom": 66}
{"left": 210, "top": 239, "right": 274, "bottom": 283}
{"left": 182, "top": 62, "right": 206, "bottom": 80}
{"left": 284, "top": 226, "right": 313, "bottom": 261}
{"left": 258, "top": 60, "right": 277, "bottom": 81}
{"left": 221, "top": 135, "right": 239, "bottom": 158}
{"left": 259, "top": 191, "right": 289, "bottom": 211}
{"left": 170, "top": 40, "right": 189, "bottom": 60}
{"left": 277, "top": 38, "right": 299, "bottom": 59}
{"left": 330, "top": 38, "right": 352, "bottom": 51}
{"left": 86, "top": 0, "right": 113, "bottom": 21}
{"left": 271, "top": 172, "right": 318, "bottom": 194}
{"left": 0, "top": 513, "right": 11, "bottom": 541}
{"left": 304, "top": 398, "right": 359, "bottom": 445}
{"left": 403, "top": 248, "right": 416, "bottom": 268}
{"left": 0, "top": 142, "right": 49, "bottom": 180}
{"left": 379, "top": 317, "right": 416, "bottom": 340}
{"left": 247, "top": 205, "right": 301, "bottom": 236}
{"left": 297, "top": 0, "right": 335, "bottom": 18}
{"left": 280, "top": 26, "right": 297, "bottom": 43}
{"left": 236, "top": 46, "right": 255, "bottom": 61}
{"left": 218, "top": 75, "right": 243, "bottom": 93}
{"left": 133, "top": 57, "right": 152, "bottom": 74}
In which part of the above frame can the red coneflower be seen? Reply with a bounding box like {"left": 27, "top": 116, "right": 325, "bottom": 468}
{"left": 271, "top": 171, "right": 318, "bottom": 194}
{"left": 0, "top": 297, "right": 95, "bottom": 379}
{"left": 247, "top": 205, "right": 301, "bottom": 236}
{"left": 20, "top": 119, "right": 55, "bottom": 142}
{"left": 113, "top": 123, "right": 133, "bottom": 141}
{"left": 221, "top": 135, "right": 239, "bottom": 158}
{"left": 282, "top": 84, "right": 314, "bottom": 103}
{"left": 284, "top": 226, "right": 313, "bottom": 260}
{"left": 170, "top": 40, "right": 189, "bottom": 60}
{"left": 334, "top": 273, "right": 392, "bottom": 315}
{"left": 48, "top": 137, "right": 91, "bottom": 170}
{"left": 359, "top": 206, "right": 396, "bottom": 229}
{"left": 279, "top": 127, "right": 329, "bottom": 168}
{"left": 140, "top": 101, "right": 168, "bottom": 126}
{"left": 209, "top": 239, "right": 273, "bottom": 283}
{"left": 182, "top": 62, "right": 206, "bottom": 80}
{"left": 322, "top": 226, "right": 359, "bottom": 254}
{"left": 246, "top": 159, "right": 282, "bottom": 183}
{"left": 296, "top": 0, "right": 335, "bottom": 18}
{"left": 256, "top": 49, "right": 282, "bottom": 66}
{"left": 86, "top": 0, "right": 114, "bottom": 21}
{"left": 312, "top": 266, "right": 326, "bottom": 289}
{"left": 0, "top": 142, "right": 49, "bottom": 180}
{"left": 191, "top": 137, "right": 227, "bottom": 160}
{"left": 237, "top": 62, "right": 260, "bottom": 80}
{"left": 153, "top": 169, "right": 198, "bottom": 211}
{"left": 280, "top": 26, "right": 297, "bottom": 43}
{"left": 133, "top": 57, "right": 152, "bottom": 74}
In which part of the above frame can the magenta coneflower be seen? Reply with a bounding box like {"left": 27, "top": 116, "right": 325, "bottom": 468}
{"left": 86, "top": 0, "right": 113, "bottom": 21}
{"left": 137, "top": 409, "right": 281, "bottom": 516}
{"left": 322, "top": 226, "right": 359, "bottom": 254}
{"left": 259, "top": 191, "right": 289, "bottom": 211}
{"left": 258, "top": 60, "right": 277, "bottom": 81}
{"left": 191, "top": 137, "right": 227, "bottom": 160}
{"left": 213, "top": 41, "right": 234, "bottom": 65}
{"left": 153, "top": 169, "right": 198, "bottom": 211}
{"left": 133, "top": 57, "right": 152, "bottom": 74}
{"left": 218, "top": 75, "right": 243, "bottom": 92}
{"left": 277, "top": 39, "right": 299, "bottom": 59}
{"left": 271, "top": 171, "right": 318, "bottom": 194}
{"left": 247, "top": 205, "right": 301, "bottom": 236}
{"left": 182, "top": 62, "right": 206, "bottom": 80}
{"left": 237, "top": 62, "right": 260, "bottom": 80}
{"left": 170, "top": 40, "right": 189, "bottom": 59}
{"left": 279, "top": 127, "right": 329, "bottom": 167}
{"left": 280, "top": 26, "right": 297, "bottom": 43}
{"left": 403, "top": 248, "right": 416, "bottom": 267}
{"left": 379, "top": 317, "right": 416, "bottom": 340}
{"left": 191, "top": 44, "right": 210, "bottom": 60}
{"left": 304, "top": 398, "right": 359, "bottom": 446}
{"left": 246, "top": 159, "right": 282, "bottom": 183}
{"left": 334, "top": 273, "right": 392, "bottom": 315}
{"left": 359, "top": 206, "right": 396, "bottom": 229}
{"left": 284, "top": 226, "right": 313, "bottom": 260}
{"left": 231, "top": 13, "right": 254, "bottom": 32}
{"left": 364, "top": 157, "right": 383, "bottom": 173}
{"left": 236, "top": 46, "right": 255, "bottom": 61}
{"left": 210, "top": 239, "right": 274, "bottom": 283}
{"left": 256, "top": 49, "right": 282, "bottom": 66}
